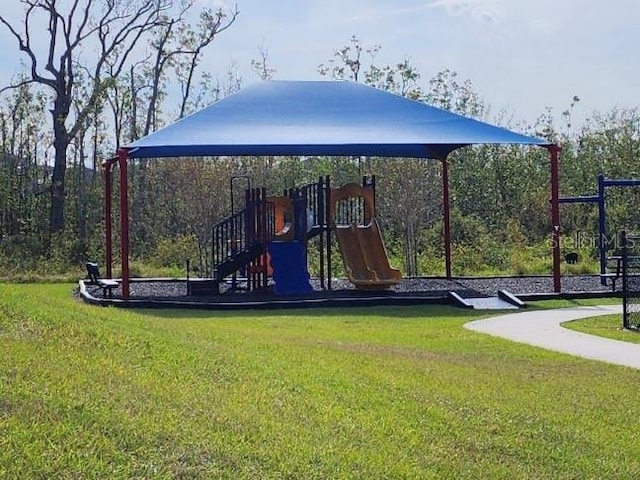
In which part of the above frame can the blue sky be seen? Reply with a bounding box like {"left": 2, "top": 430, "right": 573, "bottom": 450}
{"left": 1, "top": 0, "right": 639, "bottom": 128}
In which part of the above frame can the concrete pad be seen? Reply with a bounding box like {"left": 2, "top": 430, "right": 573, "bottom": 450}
{"left": 464, "top": 305, "right": 640, "bottom": 369}
{"left": 465, "top": 297, "right": 519, "bottom": 310}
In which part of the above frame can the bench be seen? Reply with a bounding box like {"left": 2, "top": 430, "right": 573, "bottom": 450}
{"left": 85, "top": 262, "right": 119, "bottom": 298}
{"left": 602, "top": 256, "right": 640, "bottom": 292}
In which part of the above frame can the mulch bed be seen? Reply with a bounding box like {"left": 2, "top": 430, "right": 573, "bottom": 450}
{"left": 82, "top": 275, "right": 614, "bottom": 306}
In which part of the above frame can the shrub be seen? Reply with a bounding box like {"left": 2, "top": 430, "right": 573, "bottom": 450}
{"left": 152, "top": 234, "right": 199, "bottom": 269}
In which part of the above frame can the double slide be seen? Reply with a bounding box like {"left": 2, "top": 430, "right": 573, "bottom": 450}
{"left": 331, "top": 184, "right": 401, "bottom": 289}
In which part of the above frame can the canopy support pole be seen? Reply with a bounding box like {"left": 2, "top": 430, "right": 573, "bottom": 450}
{"left": 326, "top": 175, "right": 332, "bottom": 290}
{"left": 548, "top": 145, "right": 561, "bottom": 293}
{"left": 441, "top": 157, "right": 452, "bottom": 279}
{"left": 103, "top": 158, "right": 116, "bottom": 278}
{"left": 118, "top": 149, "right": 130, "bottom": 300}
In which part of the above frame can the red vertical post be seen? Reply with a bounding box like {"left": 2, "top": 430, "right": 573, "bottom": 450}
{"left": 549, "top": 145, "right": 562, "bottom": 293}
{"left": 441, "top": 157, "right": 452, "bottom": 279}
{"left": 118, "top": 150, "right": 130, "bottom": 301}
{"left": 326, "top": 175, "right": 332, "bottom": 291}
{"left": 104, "top": 160, "right": 113, "bottom": 278}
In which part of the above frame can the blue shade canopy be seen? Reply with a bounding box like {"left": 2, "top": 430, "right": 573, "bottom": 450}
{"left": 124, "top": 80, "right": 550, "bottom": 159}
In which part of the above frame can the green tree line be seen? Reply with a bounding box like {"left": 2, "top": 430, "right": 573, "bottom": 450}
{"left": 0, "top": 13, "right": 639, "bottom": 278}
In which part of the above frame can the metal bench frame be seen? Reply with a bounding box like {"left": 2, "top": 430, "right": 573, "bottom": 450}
{"left": 602, "top": 255, "right": 640, "bottom": 292}
{"left": 85, "top": 262, "right": 119, "bottom": 298}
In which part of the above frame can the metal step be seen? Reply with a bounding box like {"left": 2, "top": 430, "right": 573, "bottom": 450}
{"left": 214, "top": 244, "right": 264, "bottom": 280}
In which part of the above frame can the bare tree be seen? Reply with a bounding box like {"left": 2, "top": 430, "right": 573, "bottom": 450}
{"left": 251, "top": 41, "right": 276, "bottom": 81}
{"left": 0, "top": 0, "right": 171, "bottom": 234}
{"left": 103, "top": 58, "right": 148, "bottom": 149}
{"left": 175, "top": 4, "right": 239, "bottom": 119}
{"left": 318, "top": 34, "right": 365, "bottom": 82}
{"left": 139, "top": 1, "right": 238, "bottom": 133}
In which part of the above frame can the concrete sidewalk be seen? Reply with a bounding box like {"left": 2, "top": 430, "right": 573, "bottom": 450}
{"left": 464, "top": 305, "right": 640, "bottom": 369}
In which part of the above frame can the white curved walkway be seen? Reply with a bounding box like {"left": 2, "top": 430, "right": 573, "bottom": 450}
{"left": 464, "top": 305, "right": 640, "bottom": 369}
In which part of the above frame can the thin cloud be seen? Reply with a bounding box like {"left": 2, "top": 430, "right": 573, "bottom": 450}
{"left": 351, "top": 3, "right": 434, "bottom": 21}
{"left": 528, "top": 19, "right": 558, "bottom": 35}
{"left": 351, "top": 0, "right": 503, "bottom": 25}
{"left": 195, "top": 0, "right": 230, "bottom": 9}
{"left": 429, "top": 0, "right": 504, "bottom": 24}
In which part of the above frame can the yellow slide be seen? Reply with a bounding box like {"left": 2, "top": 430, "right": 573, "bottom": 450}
{"left": 334, "top": 218, "right": 401, "bottom": 289}
{"left": 330, "top": 182, "right": 402, "bottom": 290}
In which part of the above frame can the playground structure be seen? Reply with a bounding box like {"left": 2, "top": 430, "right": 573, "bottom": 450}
{"left": 189, "top": 175, "right": 401, "bottom": 296}
{"left": 559, "top": 174, "right": 640, "bottom": 286}
{"left": 101, "top": 80, "right": 558, "bottom": 301}
{"left": 198, "top": 168, "right": 640, "bottom": 300}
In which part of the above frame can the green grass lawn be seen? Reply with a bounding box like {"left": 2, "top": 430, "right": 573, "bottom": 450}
{"left": 564, "top": 314, "right": 640, "bottom": 344}
{"left": 528, "top": 297, "right": 621, "bottom": 310}
{"left": 2, "top": 284, "right": 640, "bottom": 479}
{"left": 533, "top": 297, "right": 640, "bottom": 344}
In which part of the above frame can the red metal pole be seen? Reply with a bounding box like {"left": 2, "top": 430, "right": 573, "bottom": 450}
{"left": 441, "top": 157, "right": 452, "bottom": 279}
{"left": 326, "top": 175, "right": 332, "bottom": 291}
{"left": 549, "top": 145, "right": 562, "bottom": 293}
{"left": 118, "top": 150, "right": 130, "bottom": 300}
{"left": 104, "top": 160, "right": 113, "bottom": 278}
